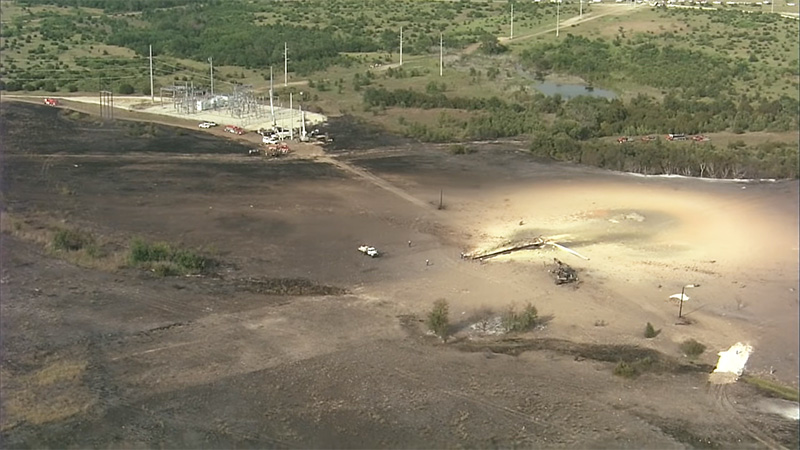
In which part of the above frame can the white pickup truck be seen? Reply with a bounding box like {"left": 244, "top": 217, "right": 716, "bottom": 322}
{"left": 358, "top": 245, "right": 379, "bottom": 258}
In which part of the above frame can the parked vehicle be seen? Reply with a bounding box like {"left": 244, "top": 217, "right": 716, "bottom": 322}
{"left": 199, "top": 122, "right": 217, "bottom": 128}
{"left": 358, "top": 245, "right": 379, "bottom": 258}
{"left": 44, "top": 98, "right": 58, "bottom": 107}
{"left": 224, "top": 125, "right": 245, "bottom": 135}
{"left": 667, "top": 133, "right": 687, "bottom": 141}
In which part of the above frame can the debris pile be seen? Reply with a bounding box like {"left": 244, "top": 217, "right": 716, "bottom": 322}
{"left": 468, "top": 316, "right": 505, "bottom": 335}
{"left": 464, "top": 237, "right": 546, "bottom": 261}
{"left": 552, "top": 258, "right": 578, "bottom": 285}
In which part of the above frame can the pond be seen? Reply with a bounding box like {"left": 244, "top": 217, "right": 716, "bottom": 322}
{"left": 533, "top": 80, "right": 617, "bottom": 100}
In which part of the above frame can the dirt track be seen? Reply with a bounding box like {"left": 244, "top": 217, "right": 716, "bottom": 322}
{"left": 1, "top": 101, "right": 798, "bottom": 448}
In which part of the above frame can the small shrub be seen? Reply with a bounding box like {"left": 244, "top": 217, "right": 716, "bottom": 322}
{"left": 613, "top": 361, "right": 638, "bottom": 378}
{"left": 680, "top": 338, "right": 706, "bottom": 359}
{"left": 644, "top": 322, "right": 661, "bottom": 338}
{"left": 449, "top": 144, "right": 474, "bottom": 155}
{"left": 53, "top": 229, "right": 92, "bottom": 251}
{"left": 502, "top": 302, "right": 538, "bottom": 333}
{"left": 153, "top": 262, "right": 180, "bottom": 277}
{"left": 427, "top": 299, "right": 450, "bottom": 341}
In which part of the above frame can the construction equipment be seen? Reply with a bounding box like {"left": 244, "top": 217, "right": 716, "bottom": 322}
{"left": 44, "top": 98, "right": 58, "bottom": 107}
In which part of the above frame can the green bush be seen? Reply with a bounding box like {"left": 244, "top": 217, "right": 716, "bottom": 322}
{"left": 427, "top": 299, "right": 450, "bottom": 341}
{"left": 679, "top": 338, "right": 706, "bottom": 359}
{"left": 53, "top": 228, "right": 92, "bottom": 251}
{"left": 502, "top": 303, "right": 538, "bottom": 333}
{"left": 644, "top": 322, "right": 660, "bottom": 338}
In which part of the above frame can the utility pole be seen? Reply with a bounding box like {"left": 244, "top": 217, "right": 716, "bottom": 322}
{"left": 510, "top": 3, "right": 514, "bottom": 39}
{"left": 289, "top": 92, "right": 293, "bottom": 140}
{"left": 399, "top": 27, "right": 403, "bottom": 66}
{"left": 149, "top": 45, "right": 154, "bottom": 102}
{"left": 284, "top": 42, "right": 288, "bottom": 87}
{"left": 269, "top": 66, "right": 275, "bottom": 126}
{"left": 208, "top": 56, "right": 214, "bottom": 96}
{"left": 439, "top": 33, "right": 443, "bottom": 77}
{"left": 299, "top": 104, "right": 306, "bottom": 140}
{"left": 556, "top": 0, "right": 560, "bottom": 37}
{"left": 580, "top": 0, "right": 583, "bottom": 19}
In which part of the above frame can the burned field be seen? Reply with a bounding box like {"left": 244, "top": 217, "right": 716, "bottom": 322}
{"left": 1, "top": 101, "right": 798, "bottom": 448}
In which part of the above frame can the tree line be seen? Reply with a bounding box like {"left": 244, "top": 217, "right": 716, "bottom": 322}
{"left": 363, "top": 86, "right": 799, "bottom": 137}
{"left": 363, "top": 86, "right": 798, "bottom": 179}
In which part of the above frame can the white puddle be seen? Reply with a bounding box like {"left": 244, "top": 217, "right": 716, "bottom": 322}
{"left": 753, "top": 398, "right": 800, "bottom": 421}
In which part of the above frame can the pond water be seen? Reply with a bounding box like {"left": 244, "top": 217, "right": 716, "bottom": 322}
{"left": 533, "top": 80, "right": 617, "bottom": 100}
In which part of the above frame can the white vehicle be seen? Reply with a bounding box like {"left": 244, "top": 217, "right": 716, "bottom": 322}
{"left": 262, "top": 135, "right": 279, "bottom": 144}
{"left": 199, "top": 122, "right": 217, "bottom": 129}
{"left": 358, "top": 245, "right": 379, "bottom": 258}
{"left": 274, "top": 131, "right": 292, "bottom": 140}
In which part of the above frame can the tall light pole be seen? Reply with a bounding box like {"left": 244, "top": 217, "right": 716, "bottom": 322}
{"left": 678, "top": 284, "right": 700, "bottom": 319}
{"left": 439, "top": 32, "right": 443, "bottom": 77}
{"left": 510, "top": 2, "right": 514, "bottom": 39}
{"left": 208, "top": 56, "right": 214, "bottom": 96}
{"left": 556, "top": 0, "right": 561, "bottom": 37}
{"left": 284, "top": 42, "right": 288, "bottom": 87}
{"left": 399, "top": 27, "right": 403, "bottom": 66}
{"left": 269, "top": 66, "right": 275, "bottom": 126}
{"left": 149, "top": 45, "right": 154, "bottom": 102}
{"left": 289, "top": 92, "right": 293, "bottom": 140}
{"left": 580, "top": 0, "right": 583, "bottom": 19}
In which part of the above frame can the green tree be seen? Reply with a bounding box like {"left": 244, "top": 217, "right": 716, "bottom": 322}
{"left": 427, "top": 299, "right": 450, "bottom": 341}
{"left": 478, "top": 33, "right": 507, "bottom": 55}
{"left": 118, "top": 83, "right": 135, "bottom": 95}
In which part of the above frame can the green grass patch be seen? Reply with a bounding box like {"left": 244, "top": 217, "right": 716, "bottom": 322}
{"left": 742, "top": 375, "right": 800, "bottom": 402}
{"left": 128, "top": 238, "right": 211, "bottom": 276}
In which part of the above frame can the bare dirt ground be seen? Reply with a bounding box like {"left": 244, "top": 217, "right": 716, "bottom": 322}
{"left": 1, "top": 100, "right": 798, "bottom": 448}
